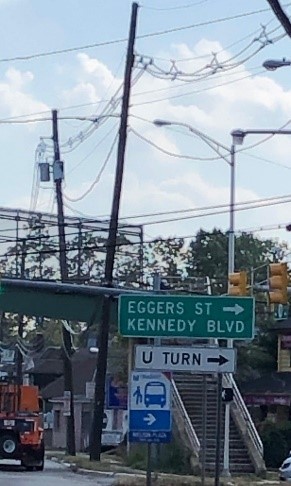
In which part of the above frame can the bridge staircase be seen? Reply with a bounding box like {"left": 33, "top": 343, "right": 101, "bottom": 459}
{"left": 172, "top": 372, "right": 266, "bottom": 475}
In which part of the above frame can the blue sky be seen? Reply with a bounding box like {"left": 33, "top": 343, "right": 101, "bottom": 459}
{"left": 1, "top": 0, "right": 291, "bottom": 251}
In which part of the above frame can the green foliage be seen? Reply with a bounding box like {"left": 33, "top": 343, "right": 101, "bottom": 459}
{"left": 259, "top": 420, "right": 291, "bottom": 467}
{"left": 125, "top": 441, "right": 191, "bottom": 474}
{"left": 0, "top": 224, "right": 283, "bottom": 381}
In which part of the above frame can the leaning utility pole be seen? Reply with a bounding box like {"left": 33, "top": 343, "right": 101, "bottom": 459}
{"left": 89, "top": 2, "right": 139, "bottom": 461}
{"left": 52, "top": 109, "right": 76, "bottom": 456}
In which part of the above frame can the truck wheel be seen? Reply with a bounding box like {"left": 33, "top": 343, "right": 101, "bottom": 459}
{"left": 0, "top": 434, "right": 17, "bottom": 456}
{"left": 35, "top": 461, "right": 44, "bottom": 471}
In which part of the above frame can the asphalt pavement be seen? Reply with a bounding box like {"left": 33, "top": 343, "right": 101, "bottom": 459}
{"left": 0, "top": 459, "right": 115, "bottom": 485}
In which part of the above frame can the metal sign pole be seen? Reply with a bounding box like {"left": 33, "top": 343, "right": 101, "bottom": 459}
{"left": 214, "top": 373, "right": 223, "bottom": 486}
{"left": 146, "top": 443, "right": 152, "bottom": 486}
{"left": 201, "top": 374, "right": 207, "bottom": 486}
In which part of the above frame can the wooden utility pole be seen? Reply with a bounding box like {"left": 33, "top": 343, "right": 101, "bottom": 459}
{"left": 89, "top": 2, "right": 139, "bottom": 461}
{"left": 52, "top": 109, "right": 76, "bottom": 456}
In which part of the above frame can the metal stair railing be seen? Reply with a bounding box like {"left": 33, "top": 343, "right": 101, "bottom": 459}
{"left": 223, "top": 373, "right": 263, "bottom": 456}
{"left": 172, "top": 378, "right": 200, "bottom": 456}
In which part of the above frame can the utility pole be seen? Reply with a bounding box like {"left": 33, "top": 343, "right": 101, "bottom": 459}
{"left": 16, "top": 238, "right": 26, "bottom": 385}
{"left": 89, "top": 2, "right": 139, "bottom": 461}
{"left": 52, "top": 109, "right": 76, "bottom": 456}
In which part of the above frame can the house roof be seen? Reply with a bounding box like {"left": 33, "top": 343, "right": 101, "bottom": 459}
{"left": 29, "top": 347, "right": 63, "bottom": 375}
{"left": 41, "top": 348, "right": 96, "bottom": 400}
{"left": 241, "top": 372, "right": 291, "bottom": 395}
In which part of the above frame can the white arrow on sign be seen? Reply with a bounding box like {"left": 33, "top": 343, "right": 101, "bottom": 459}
{"left": 222, "top": 303, "right": 244, "bottom": 315}
{"left": 143, "top": 413, "right": 156, "bottom": 426}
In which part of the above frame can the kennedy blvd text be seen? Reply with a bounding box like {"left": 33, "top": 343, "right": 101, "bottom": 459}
{"left": 118, "top": 295, "right": 254, "bottom": 339}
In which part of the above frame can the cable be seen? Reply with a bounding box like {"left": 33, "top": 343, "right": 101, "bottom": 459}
{"left": 130, "top": 69, "right": 266, "bottom": 106}
{"left": 140, "top": 196, "right": 291, "bottom": 227}
{"left": 134, "top": 22, "right": 286, "bottom": 82}
{"left": 64, "top": 132, "right": 118, "bottom": 202}
{"left": 94, "top": 194, "right": 291, "bottom": 222}
{"left": 0, "top": 6, "right": 280, "bottom": 64}
{"left": 130, "top": 114, "right": 291, "bottom": 164}
{"left": 67, "top": 123, "right": 119, "bottom": 175}
{"left": 2, "top": 196, "right": 291, "bottom": 259}
{"left": 141, "top": 0, "right": 211, "bottom": 10}
{"left": 130, "top": 127, "right": 226, "bottom": 161}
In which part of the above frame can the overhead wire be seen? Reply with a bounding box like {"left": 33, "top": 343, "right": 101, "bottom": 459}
{"left": 130, "top": 69, "right": 266, "bottom": 106}
{"left": 129, "top": 126, "right": 229, "bottom": 161}
{"left": 64, "top": 132, "right": 119, "bottom": 202}
{"left": 152, "top": 16, "right": 280, "bottom": 62}
{"left": 1, "top": 195, "right": 291, "bottom": 259}
{"left": 130, "top": 114, "right": 291, "bottom": 163}
{"left": 94, "top": 194, "right": 291, "bottom": 222}
{"left": 141, "top": 0, "right": 211, "bottom": 10}
{"left": 0, "top": 6, "right": 281, "bottom": 64}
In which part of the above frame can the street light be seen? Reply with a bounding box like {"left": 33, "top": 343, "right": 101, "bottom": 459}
{"left": 263, "top": 58, "right": 291, "bottom": 71}
{"left": 154, "top": 119, "right": 235, "bottom": 478}
{"left": 231, "top": 128, "right": 291, "bottom": 144}
{"left": 153, "top": 119, "right": 236, "bottom": 277}
{"left": 154, "top": 120, "right": 291, "bottom": 477}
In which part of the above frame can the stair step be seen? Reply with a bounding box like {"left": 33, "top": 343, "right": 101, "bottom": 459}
{"left": 173, "top": 373, "right": 258, "bottom": 475}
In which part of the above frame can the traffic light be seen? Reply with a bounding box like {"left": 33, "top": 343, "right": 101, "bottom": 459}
{"left": 269, "top": 262, "right": 288, "bottom": 304}
{"left": 228, "top": 271, "right": 247, "bottom": 296}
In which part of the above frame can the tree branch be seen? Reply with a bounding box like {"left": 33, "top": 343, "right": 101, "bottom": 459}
{"left": 266, "top": 0, "right": 291, "bottom": 37}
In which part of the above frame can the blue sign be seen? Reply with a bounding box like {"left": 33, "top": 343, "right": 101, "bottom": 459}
{"left": 129, "top": 371, "right": 172, "bottom": 443}
{"left": 106, "top": 376, "right": 128, "bottom": 410}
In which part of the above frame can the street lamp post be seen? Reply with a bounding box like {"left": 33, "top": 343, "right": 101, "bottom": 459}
{"left": 154, "top": 119, "right": 235, "bottom": 477}
{"left": 154, "top": 120, "right": 291, "bottom": 477}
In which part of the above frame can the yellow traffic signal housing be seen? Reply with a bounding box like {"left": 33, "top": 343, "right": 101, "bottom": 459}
{"left": 269, "top": 262, "right": 288, "bottom": 304}
{"left": 228, "top": 271, "right": 247, "bottom": 296}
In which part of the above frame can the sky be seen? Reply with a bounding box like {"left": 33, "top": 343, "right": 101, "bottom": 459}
{"left": 1, "top": 0, "right": 291, "bottom": 255}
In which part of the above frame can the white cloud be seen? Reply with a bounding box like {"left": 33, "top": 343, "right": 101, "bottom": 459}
{"left": 0, "top": 67, "right": 49, "bottom": 119}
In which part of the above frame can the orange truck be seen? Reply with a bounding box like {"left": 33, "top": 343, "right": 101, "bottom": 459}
{"left": 0, "top": 383, "right": 44, "bottom": 470}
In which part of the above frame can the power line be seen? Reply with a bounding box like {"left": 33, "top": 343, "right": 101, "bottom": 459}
{"left": 94, "top": 193, "right": 291, "bottom": 222}
{"left": 64, "top": 132, "right": 119, "bottom": 202}
{"left": 1, "top": 193, "right": 287, "bottom": 258}
{"left": 0, "top": 6, "right": 278, "bottom": 64}
{"left": 130, "top": 69, "right": 265, "bottom": 106}
{"left": 138, "top": 196, "right": 291, "bottom": 227}
{"left": 141, "top": 0, "right": 211, "bottom": 11}
{"left": 130, "top": 126, "right": 226, "bottom": 161}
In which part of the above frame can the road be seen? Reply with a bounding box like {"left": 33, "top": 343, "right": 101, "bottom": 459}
{"left": 0, "top": 459, "right": 115, "bottom": 485}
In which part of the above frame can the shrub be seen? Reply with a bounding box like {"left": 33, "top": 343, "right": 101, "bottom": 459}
{"left": 125, "top": 441, "right": 192, "bottom": 474}
{"left": 259, "top": 420, "right": 291, "bottom": 468}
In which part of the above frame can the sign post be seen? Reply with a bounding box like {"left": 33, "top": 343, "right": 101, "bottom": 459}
{"left": 119, "top": 295, "right": 254, "bottom": 339}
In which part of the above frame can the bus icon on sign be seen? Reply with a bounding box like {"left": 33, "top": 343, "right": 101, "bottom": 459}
{"left": 145, "top": 381, "right": 166, "bottom": 408}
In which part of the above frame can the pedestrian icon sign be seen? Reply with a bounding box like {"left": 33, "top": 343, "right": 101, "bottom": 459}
{"left": 133, "top": 385, "right": 143, "bottom": 405}
{"left": 129, "top": 371, "right": 172, "bottom": 444}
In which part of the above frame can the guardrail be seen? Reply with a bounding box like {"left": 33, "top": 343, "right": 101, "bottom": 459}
{"left": 224, "top": 373, "right": 263, "bottom": 456}
{"left": 171, "top": 378, "right": 200, "bottom": 456}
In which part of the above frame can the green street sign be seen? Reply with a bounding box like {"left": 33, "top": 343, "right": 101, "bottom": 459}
{"left": 118, "top": 295, "right": 254, "bottom": 340}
